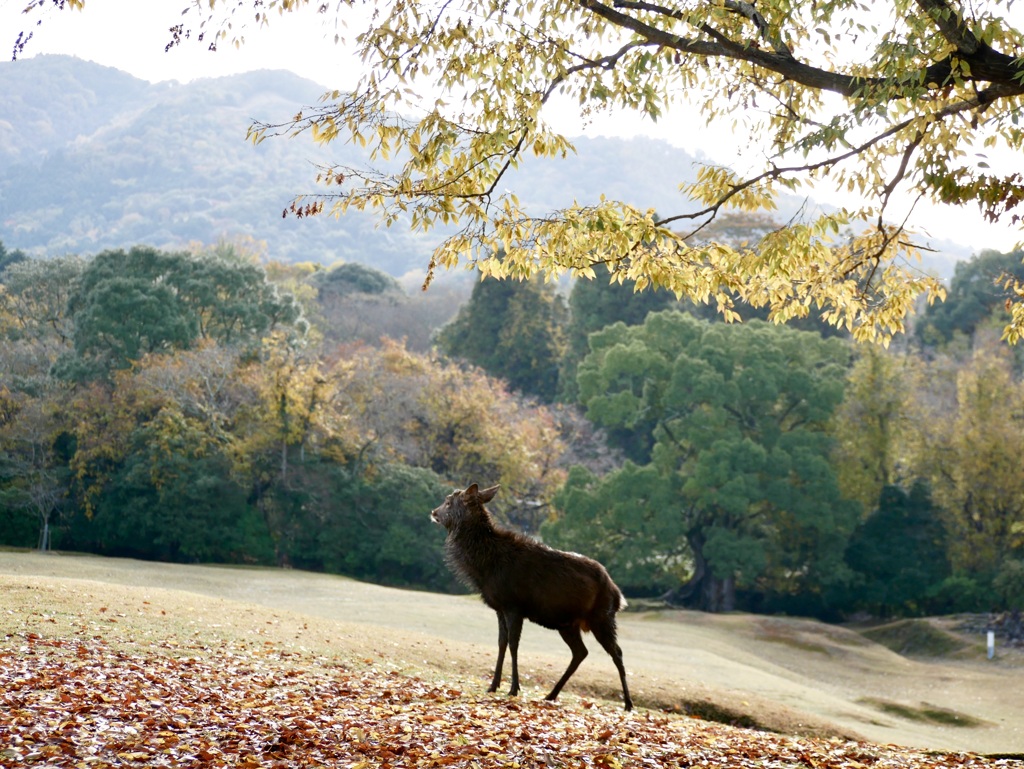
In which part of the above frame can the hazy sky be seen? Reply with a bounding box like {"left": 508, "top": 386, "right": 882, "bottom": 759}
{"left": 2, "top": 0, "right": 345, "bottom": 84}
{"left": 3, "top": 0, "right": 1021, "bottom": 255}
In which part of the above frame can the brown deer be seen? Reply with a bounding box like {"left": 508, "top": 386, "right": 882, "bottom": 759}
{"left": 430, "top": 483, "right": 632, "bottom": 710}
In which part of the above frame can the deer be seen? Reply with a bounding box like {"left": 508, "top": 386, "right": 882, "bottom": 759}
{"left": 430, "top": 483, "right": 632, "bottom": 710}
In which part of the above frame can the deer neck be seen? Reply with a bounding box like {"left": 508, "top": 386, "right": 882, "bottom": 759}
{"left": 445, "top": 515, "right": 501, "bottom": 587}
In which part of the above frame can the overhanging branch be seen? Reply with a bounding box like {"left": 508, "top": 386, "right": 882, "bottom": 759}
{"left": 578, "top": 0, "right": 1024, "bottom": 99}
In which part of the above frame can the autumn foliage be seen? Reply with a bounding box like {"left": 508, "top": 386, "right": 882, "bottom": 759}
{"left": 1, "top": 631, "right": 1014, "bottom": 769}
{"left": 0, "top": 248, "right": 565, "bottom": 579}
{"left": 2, "top": 244, "right": 1024, "bottom": 615}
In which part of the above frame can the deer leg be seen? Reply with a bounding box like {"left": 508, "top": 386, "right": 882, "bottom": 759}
{"left": 488, "top": 610, "right": 508, "bottom": 693}
{"left": 592, "top": 619, "right": 633, "bottom": 711}
{"left": 545, "top": 624, "right": 588, "bottom": 702}
{"left": 505, "top": 610, "right": 525, "bottom": 697}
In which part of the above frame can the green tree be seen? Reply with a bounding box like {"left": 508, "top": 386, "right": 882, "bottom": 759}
{"left": 559, "top": 275, "right": 675, "bottom": 401}
{"left": 553, "top": 312, "right": 858, "bottom": 612}
{"left": 314, "top": 262, "right": 404, "bottom": 298}
{"left": 843, "top": 482, "right": 951, "bottom": 617}
{"left": 56, "top": 245, "right": 304, "bottom": 380}
{"left": 70, "top": 276, "right": 197, "bottom": 375}
{"left": 67, "top": 431, "right": 271, "bottom": 564}
{"left": 34, "top": 0, "right": 1024, "bottom": 339}
{"left": 306, "top": 462, "right": 456, "bottom": 591}
{"left": 545, "top": 463, "right": 688, "bottom": 596}
{"left": 993, "top": 560, "right": 1024, "bottom": 611}
{"left": 916, "top": 249, "right": 1024, "bottom": 349}
{"left": 0, "top": 453, "right": 40, "bottom": 548}
{"left": 0, "top": 241, "right": 28, "bottom": 276}
{"left": 0, "top": 388, "right": 69, "bottom": 550}
{"left": 174, "top": 245, "right": 307, "bottom": 344}
{"left": 436, "top": 275, "right": 568, "bottom": 401}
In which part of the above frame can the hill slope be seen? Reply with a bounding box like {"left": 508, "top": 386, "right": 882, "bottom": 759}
{"left": 1, "top": 551, "right": 1021, "bottom": 756}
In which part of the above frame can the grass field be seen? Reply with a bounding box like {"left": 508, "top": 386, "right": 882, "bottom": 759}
{"left": 2, "top": 551, "right": 1022, "bottom": 758}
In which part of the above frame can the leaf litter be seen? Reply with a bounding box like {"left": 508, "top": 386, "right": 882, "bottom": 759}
{"left": 1, "top": 632, "right": 1019, "bottom": 769}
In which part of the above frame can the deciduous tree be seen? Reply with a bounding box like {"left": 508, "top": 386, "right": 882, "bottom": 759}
{"left": 228, "top": 333, "right": 350, "bottom": 564}
{"left": 0, "top": 255, "right": 84, "bottom": 386}
{"left": 831, "top": 345, "right": 922, "bottom": 511}
{"left": 332, "top": 340, "right": 567, "bottom": 533}
{"left": 0, "top": 391, "right": 68, "bottom": 551}
{"left": 921, "top": 350, "right": 1024, "bottom": 575}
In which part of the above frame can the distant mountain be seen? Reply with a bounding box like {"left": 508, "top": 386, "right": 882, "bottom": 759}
{"left": 1, "top": 56, "right": 391, "bottom": 268}
{"left": 0, "top": 55, "right": 969, "bottom": 278}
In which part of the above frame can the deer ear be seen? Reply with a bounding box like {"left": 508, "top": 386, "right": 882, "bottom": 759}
{"left": 478, "top": 485, "right": 499, "bottom": 503}
{"left": 463, "top": 483, "right": 479, "bottom": 497}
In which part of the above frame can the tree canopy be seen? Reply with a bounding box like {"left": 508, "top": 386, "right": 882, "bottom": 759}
{"left": 54, "top": 246, "right": 305, "bottom": 380}
{"left": 844, "top": 482, "right": 951, "bottom": 618}
{"left": 915, "top": 248, "right": 1024, "bottom": 347}
{"left": 435, "top": 275, "right": 568, "bottom": 401}
{"left": 0, "top": 240, "right": 27, "bottom": 275}
{"left": 4, "top": 244, "right": 1024, "bottom": 616}
{"left": 18, "top": 0, "right": 1024, "bottom": 342}
{"left": 559, "top": 273, "right": 675, "bottom": 401}
{"left": 549, "top": 312, "right": 858, "bottom": 612}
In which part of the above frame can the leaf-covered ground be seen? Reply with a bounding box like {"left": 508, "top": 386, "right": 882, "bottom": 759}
{"left": 1, "top": 633, "right": 1018, "bottom": 769}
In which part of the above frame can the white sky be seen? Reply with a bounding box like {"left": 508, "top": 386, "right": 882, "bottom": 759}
{"left": 2, "top": 0, "right": 1021, "bottom": 256}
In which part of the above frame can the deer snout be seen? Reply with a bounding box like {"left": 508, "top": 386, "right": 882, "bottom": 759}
{"left": 431, "top": 504, "right": 453, "bottom": 527}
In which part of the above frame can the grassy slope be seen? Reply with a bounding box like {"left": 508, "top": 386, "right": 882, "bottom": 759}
{"left": 1, "top": 551, "right": 1022, "bottom": 756}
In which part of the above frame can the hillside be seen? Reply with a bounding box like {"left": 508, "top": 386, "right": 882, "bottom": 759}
{"left": 0, "top": 55, "right": 970, "bottom": 278}
{"left": 0, "top": 56, "right": 389, "bottom": 268}
{"left": 2, "top": 551, "right": 1022, "bottom": 757}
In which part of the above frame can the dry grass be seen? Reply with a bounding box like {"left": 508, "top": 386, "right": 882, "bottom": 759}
{"left": 859, "top": 619, "right": 974, "bottom": 658}
{"left": 2, "top": 551, "right": 1023, "bottom": 757}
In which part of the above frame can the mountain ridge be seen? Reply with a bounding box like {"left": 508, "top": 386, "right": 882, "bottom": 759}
{"left": 1, "top": 55, "right": 970, "bottom": 278}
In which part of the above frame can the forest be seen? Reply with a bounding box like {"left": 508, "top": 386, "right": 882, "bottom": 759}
{"left": 1, "top": 238, "right": 1022, "bottom": 621}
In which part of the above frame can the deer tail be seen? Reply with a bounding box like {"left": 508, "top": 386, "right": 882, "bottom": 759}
{"left": 613, "top": 583, "right": 627, "bottom": 612}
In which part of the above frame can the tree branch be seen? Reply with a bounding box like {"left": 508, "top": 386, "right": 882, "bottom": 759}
{"left": 579, "top": 0, "right": 1024, "bottom": 99}
{"left": 915, "top": 0, "right": 982, "bottom": 54}
{"left": 657, "top": 82, "right": 1018, "bottom": 231}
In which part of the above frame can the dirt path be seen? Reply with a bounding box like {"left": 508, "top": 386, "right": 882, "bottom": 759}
{"left": 1, "top": 552, "right": 1021, "bottom": 755}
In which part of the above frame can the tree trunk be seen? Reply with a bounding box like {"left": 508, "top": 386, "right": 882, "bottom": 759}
{"left": 704, "top": 573, "right": 736, "bottom": 613}
{"left": 37, "top": 516, "right": 50, "bottom": 552}
{"left": 661, "top": 533, "right": 736, "bottom": 612}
